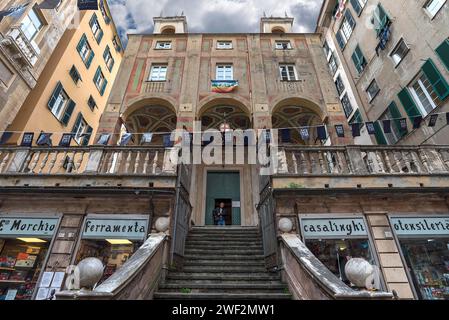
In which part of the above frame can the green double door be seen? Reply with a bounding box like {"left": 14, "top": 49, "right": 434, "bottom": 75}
{"left": 205, "top": 172, "right": 241, "bottom": 226}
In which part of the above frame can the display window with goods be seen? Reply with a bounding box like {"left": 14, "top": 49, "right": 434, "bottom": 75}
{"left": 299, "top": 215, "right": 381, "bottom": 289}
{"left": 73, "top": 215, "right": 149, "bottom": 285}
{"left": 0, "top": 216, "right": 59, "bottom": 300}
{"left": 390, "top": 216, "right": 449, "bottom": 300}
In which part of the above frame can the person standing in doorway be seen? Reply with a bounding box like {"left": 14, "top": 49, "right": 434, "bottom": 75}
{"left": 213, "top": 202, "right": 227, "bottom": 226}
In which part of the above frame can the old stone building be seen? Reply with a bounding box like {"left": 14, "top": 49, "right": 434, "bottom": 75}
{"left": 317, "top": 0, "right": 449, "bottom": 145}
{"left": 0, "top": 12, "right": 448, "bottom": 301}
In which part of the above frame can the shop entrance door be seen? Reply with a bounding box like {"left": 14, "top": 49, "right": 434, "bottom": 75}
{"left": 205, "top": 171, "right": 241, "bottom": 226}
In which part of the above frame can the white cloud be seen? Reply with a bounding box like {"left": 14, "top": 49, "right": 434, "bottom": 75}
{"left": 107, "top": 0, "right": 323, "bottom": 45}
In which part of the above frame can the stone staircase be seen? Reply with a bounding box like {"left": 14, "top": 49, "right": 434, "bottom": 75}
{"left": 154, "top": 227, "right": 292, "bottom": 300}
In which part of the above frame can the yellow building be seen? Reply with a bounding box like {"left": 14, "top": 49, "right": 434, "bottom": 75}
{"left": 6, "top": 1, "right": 123, "bottom": 146}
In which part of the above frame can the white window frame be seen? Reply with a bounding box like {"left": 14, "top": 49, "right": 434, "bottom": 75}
{"left": 51, "top": 90, "right": 69, "bottom": 120}
{"left": 390, "top": 38, "right": 410, "bottom": 67}
{"left": 217, "top": 41, "right": 233, "bottom": 49}
{"left": 95, "top": 70, "right": 105, "bottom": 91}
{"left": 75, "top": 118, "right": 88, "bottom": 144}
{"left": 275, "top": 41, "right": 292, "bottom": 50}
{"left": 409, "top": 72, "right": 441, "bottom": 117}
{"left": 379, "top": 109, "right": 400, "bottom": 145}
{"left": 216, "top": 64, "right": 233, "bottom": 81}
{"left": 20, "top": 8, "right": 43, "bottom": 41}
{"left": 149, "top": 64, "right": 168, "bottom": 81}
{"left": 91, "top": 19, "right": 101, "bottom": 38}
{"left": 279, "top": 64, "right": 298, "bottom": 81}
{"left": 79, "top": 40, "right": 92, "bottom": 62}
{"left": 155, "top": 41, "right": 172, "bottom": 50}
{"left": 366, "top": 79, "right": 380, "bottom": 102}
{"left": 105, "top": 50, "right": 113, "bottom": 70}
{"left": 424, "top": 0, "right": 446, "bottom": 18}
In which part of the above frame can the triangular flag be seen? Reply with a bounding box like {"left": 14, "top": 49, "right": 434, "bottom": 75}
{"left": 96, "top": 133, "right": 111, "bottom": 145}
{"left": 383, "top": 120, "right": 391, "bottom": 134}
{"left": 280, "top": 129, "right": 291, "bottom": 143}
{"left": 335, "top": 125, "right": 345, "bottom": 138}
{"left": 399, "top": 118, "right": 407, "bottom": 132}
{"left": 413, "top": 116, "right": 423, "bottom": 129}
{"left": 59, "top": 133, "right": 73, "bottom": 147}
{"left": 0, "top": 132, "right": 13, "bottom": 145}
{"left": 36, "top": 133, "right": 53, "bottom": 146}
{"left": 119, "top": 133, "right": 133, "bottom": 146}
{"left": 141, "top": 133, "right": 153, "bottom": 144}
{"left": 351, "top": 123, "right": 360, "bottom": 137}
{"left": 366, "top": 122, "right": 376, "bottom": 135}
{"left": 317, "top": 126, "right": 327, "bottom": 140}
{"left": 299, "top": 127, "right": 310, "bottom": 141}
{"left": 428, "top": 114, "right": 438, "bottom": 127}
{"left": 20, "top": 132, "right": 34, "bottom": 147}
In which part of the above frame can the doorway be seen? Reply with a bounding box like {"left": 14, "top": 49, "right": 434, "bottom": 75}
{"left": 205, "top": 171, "right": 241, "bottom": 226}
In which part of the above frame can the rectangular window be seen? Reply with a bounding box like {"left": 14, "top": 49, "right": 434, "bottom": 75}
{"left": 72, "top": 113, "right": 93, "bottom": 146}
{"left": 112, "top": 35, "right": 122, "bottom": 52}
{"left": 89, "top": 14, "right": 103, "bottom": 44}
{"left": 335, "top": 75, "right": 345, "bottom": 96}
{"left": 149, "top": 64, "right": 168, "bottom": 81}
{"left": 47, "top": 82, "right": 75, "bottom": 126}
{"left": 216, "top": 64, "right": 234, "bottom": 81}
{"left": 275, "top": 41, "right": 292, "bottom": 50}
{"left": 341, "top": 93, "right": 354, "bottom": 118}
{"left": 424, "top": 0, "right": 446, "bottom": 18}
{"left": 336, "top": 9, "right": 356, "bottom": 49}
{"left": 328, "top": 53, "right": 339, "bottom": 75}
{"left": 74, "top": 116, "right": 87, "bottom": 144}
{"left": 88, "top": 95, "right": 97, "bottom": 110}
{"left": 378, "top": 107, "right": 401, "bottom": 145}
{"left": 351, "top": 45, "right": 367, "bottom": 74}
{"left": 103, "top": 46, "right": 115, "bottom": 72}
{"left": 349, "top": 109, "right": 363, "bottom": 127}
{"left": 77, "top": 34, "right": 94, "bottom": 69}
{"left": 93, "top": 67, "right": 108, "bottom": 95}
{"left": 373, "top": 4, "right": 390, "bottom": 35}
{"left": 279, "top": 64, "right": 297, "bottom": 81}
{"left": 217, "top": 41, "right": 232, "bottom": 49}
{"left": 51, "top": 89, "right": 69, "bottom": 119}
{"left": 99, "top": 0, "right": 111, "bottom": 24}
{"left": 69, "top": 65, "right": 82, "bottom": 84}
{"left": 366, "top": 79, "right": 380, "bottom": 101}
{"left": 323, "top": 41, "right": 331, "bottom": 59}
{"left": 390, "top": 39, "right": 410, "bottom": 66}
{"left": 155, "top": 41, "right": 172, "bottom": 49}
{"left": 409, "top": 71, "right": 443, "bottom": 116}
{"left": 350, "top": 0, "right": 367, "bottom": 15}
{"left": 20, "top": 7, "right": 43, "bottom": 41}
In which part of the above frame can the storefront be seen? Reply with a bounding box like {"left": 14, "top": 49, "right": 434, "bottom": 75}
{"left": 74, "top": 215, "right": 149, "bottom": 284}
{"left": 299, "top": 215, "right": 380, "bottom": 287}
{"left": 0, "top": 215, "right": 59, "bottom": 300}
{"left": 390, "top": 216, "right": 449, "bottom": 300}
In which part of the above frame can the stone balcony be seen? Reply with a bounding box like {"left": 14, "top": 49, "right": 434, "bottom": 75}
{"left": 0, "top": 26, "right": 40, "bottom": 67}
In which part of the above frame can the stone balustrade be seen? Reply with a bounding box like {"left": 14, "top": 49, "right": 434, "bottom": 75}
{"left": 2, "top": 26, "right": 40, "bottom": 66}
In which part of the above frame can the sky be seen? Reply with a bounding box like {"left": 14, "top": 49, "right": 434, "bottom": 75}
{"left": 106, "top": 0, "right": 324, "bottom": 46}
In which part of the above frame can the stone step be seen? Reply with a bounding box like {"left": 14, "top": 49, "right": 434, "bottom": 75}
{"left": 191, "top": 227, "right": 259, "bottom": 232}
{"left": 187, "top": 235, "right": 261, "bottom": 240}
{"left": 186, "top": 240, "right": 262, "bottom": 246}
{"left": 159, "top": 282, "right": 287, "bottom": 290}
{"left": 185, "top": 249, "right": 264, "bottom": 255}
{"left": 184, "top": 254, "right": 265, "bottom": 260}
{"left": 183, "top": 260, "right": 266, "bottom": 267}
{"left": 182, "top": 265, "right": 268, "bottom": 273}
{"left": 162, "top": 279, "right": 287, "bottom": 286}
{"left": 154, "top": 292, "right": 291, "bottom": 300}
{"left": 167, "top": 273, "right": 281, "bottom": 281}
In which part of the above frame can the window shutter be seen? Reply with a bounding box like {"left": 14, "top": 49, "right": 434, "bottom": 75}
{"left": 109, "top": 58, "right": 115, "bottom": 71}
{"left": 83, "top": 126, "right": 93, "bottom": 146}
{"left": 398, "top": 88, "right": 421, "bottom": 121}
{"left": 89, "top": 14, "right": 96, "bottom": 28}
{"left": 336, "top": 31, "right": 345, "bottom": 49}
{"left": 76, "top": 34, "right": 86, "bottom": 54}
{"left": 47, "top": 82, "right": 63, "bottom": 110}
{"left": 103, "top": 45, "right": 109, "bottom": 60}
{"left": 350, "top": 0, "right": 362, "bottom": 15}
{"left": 86, "top": 50, "right": 95, "bottom": 69}
{"left": 93, "top": 67, "right": 101, "bottom": 85}
{"left": 421, "top": 59, "right": 449, "bottom": 100}
{"left": 97, "top": 29, "right": 104, "bottom": 44}
{"left": 373, "top": 121, "right": 387, "bottom": 145}
{"left": 71, "top": 113, "right": 82, "bottom": 134}
{"left": 62, "top": 100, "right": 76, "bottom": 126}
{"left": 436, "top": 39, "right": 449, "bottom": 71}
{"left": 345, "top": 10, "right": 356, "bottom": 28}
{"left": 388, "top": 101, "right": 407, "bottom": 137}
{"left": 100, "top": 78, "right": 108, "bottom": 96}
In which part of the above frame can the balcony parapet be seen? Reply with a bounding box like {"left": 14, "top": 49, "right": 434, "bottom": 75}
{"left": 1, "top": 26, "right": 40, "bottom": 67}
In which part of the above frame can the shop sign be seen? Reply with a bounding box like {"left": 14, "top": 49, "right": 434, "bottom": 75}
{"left": 0, "top": 217, "right": 58, "bottom": 238}
{"left": 82, "top": 217, "right": 149, "bottom": 240}
{"left": 390, "top": 217, "right": 449, "bottom": 236}
{"left": 301, "top": 217, "right": 368, "bottom": 238}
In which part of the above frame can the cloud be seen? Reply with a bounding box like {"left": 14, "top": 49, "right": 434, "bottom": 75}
{"left": 107, "top": 0, "right": 324, "bottom": 46}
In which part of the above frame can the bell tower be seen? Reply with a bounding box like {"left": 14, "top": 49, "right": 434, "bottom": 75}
{"left": 260, "top": 15, "right": 294, "bottom": 33}
{"left": 153, "top": 15, "right": 188, "bottom": 34}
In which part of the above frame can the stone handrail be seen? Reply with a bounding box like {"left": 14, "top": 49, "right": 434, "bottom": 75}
{"left": 56, "top": 234, "right": 167, "bottom": 300}
{"left": 280, "top": 234, "right": 394, "bottom": 300}
{"left": 5, "top": 26, "right": 40, "bottom": 66}
{"left": 279, "top": 145, "right": 449, "bottom": 176}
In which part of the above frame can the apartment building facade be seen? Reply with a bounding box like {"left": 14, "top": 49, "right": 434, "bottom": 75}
{"left": 317, "top": 0, "right": 449, "bottom": 145}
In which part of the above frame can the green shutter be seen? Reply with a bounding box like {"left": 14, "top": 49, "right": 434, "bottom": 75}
{"left": 89, "top": 14, "right": 96, "bottom": 28}
{"left": 62, "top": 100, "right": 76, "bottom": 126}
{"left": 86, "top": 50, "right": 94, "bottom": 69}
{"left": 421, "top": 59, "right": 449, "bottom": 100}
{"left": 373, "top": 121, "right": 387, "bottom": 145}
{"left": 83, "top": 126, "right": 93, "bottom": 146}
{"left": 350, "top": 0, "right": 362, "bottom": 15}
{"left": 109, "top": 58, "right": 115, "bottom": 71}
{"left": 47, "top": 82, "right": 63, "bottom": 110}
{"left": 436, "top": 39, "right": 449, "bottom": 71}
{"left": 96, "top": 29, "right": 104, "bottom": 44}
{"left": 100, "top": 78, "right": 108, "bottom": 96}
{"left": 388, "top": 101, "right": 407, "bottom": 137}
{"left": 93, "top": 67, "right": 101, "bottom": 85}
{"left": 352, "top": 46, "right": 365, "bottom": 73}
{"left": 398, "top": 88, "right": 421, "bottom": 121}
{"left": 71, "top": 113, "right": 82, "bottom": 134}
{"left": 76, "top": 34, "right": 86, "bottom": 54}
{"left": 103, "top": 45, "right": 109, "bottom": 60}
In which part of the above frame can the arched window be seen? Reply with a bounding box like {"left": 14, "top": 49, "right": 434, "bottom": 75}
{"left": 271, "top": 26, "right": 285, "bottom": 34}
{"left": 161, "top": 26, "right": 176, "bottom": 34}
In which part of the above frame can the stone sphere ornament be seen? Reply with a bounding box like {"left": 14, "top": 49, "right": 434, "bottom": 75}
{"left": 344, "top": 258, "right": 380, "bottom": 290}
{"left": 155, "top": 217, "right": 170, "bottom": 232}
{"left": 278, "top": 218, "right": 293, "bottom": 233}
{"left": 77, "top": 257, "right": 105, "bottom": 289}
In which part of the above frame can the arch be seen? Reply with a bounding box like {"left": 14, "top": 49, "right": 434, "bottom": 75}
{"left": 123, "top": 95, "right": 178, "bottom": 119}
{"left": 271, "top": 96, "right": 327, "bottom": 122}
{"left": 198, "top": 97, "right": 252, "bottom": 131}
{"left": 161, "top": 25, "right": 176, "bottom": 34}
{"left": 197, "top": 96, "right": 251, "bottom": 117}
{"left": 271, "top": 26, "right": 285, "bottom": 34}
